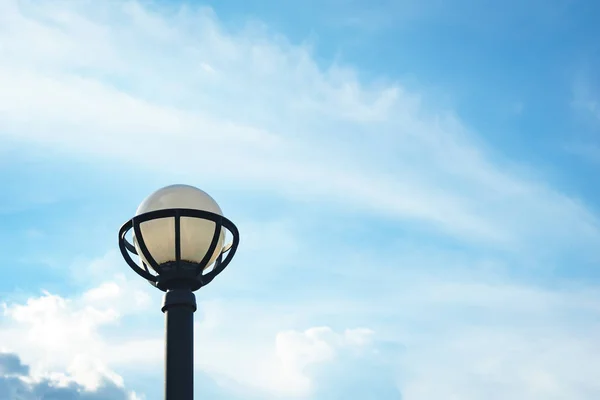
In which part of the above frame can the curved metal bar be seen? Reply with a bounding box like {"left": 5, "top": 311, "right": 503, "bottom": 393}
{"left": 118, "top": 220, "right": 158, "bottom": 282}
{"left": 221, "top": 217, "right": 240, "bottom": 262}
{"left": 124, "top": 239, "right": 137, "bottom": 255}
{"left": 201, "top": 216, "right": 240, "bottom": 284}
{"left": 132, "top": 216, "right": 162, "bottom": 273}
{"left": 136, "top": 208, "right": 222, "bottom": 224}
{"left": 201, "top": 252, "right": 222, "bottom": 285}
{"left": 193, "top": 216, "right": 223, "bottom": 275}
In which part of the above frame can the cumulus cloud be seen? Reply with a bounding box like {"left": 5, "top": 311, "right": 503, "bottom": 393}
{"left": 0, "top": 353, "right": 29, "bottom": 376}
{"left": 273, "top": 327, "right": 403, "bottom": 399}
{"left": 191, "top": 297, "right": 385, "bottom": 398}
{"left": 0, "top": 352, "right": 139, "bottom": 400}
{"left": 1, "top": 238, "right": 600, "bottom": 400}
{"left": 0, "top": 252, "right": 393, "bottom": 399}
{"left": 0, "top": 255, "right": 160, "bottom": 393}
{"left": 192, "top": 323, "right": 399, "bottom": 399}
{"left": 4, "top": 274, "right": 600, "bottom": 400}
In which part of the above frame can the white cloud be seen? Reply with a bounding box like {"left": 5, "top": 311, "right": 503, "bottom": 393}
{"left": 0, "top": 351, "right": 140, "bottom": 400}
{"left": 0, "top": 252, "right": 158, "bottom": 391}
{"left": 399, "top": 327, "right": 600, "bottom": 400}
{"left": 379, "top": 277, "right": 600, "bottom": 400}
{"left": 268, "top": 327, "right": 375, "bottom": 395}
{"left": 0, "top": 288, "right": 376, "bottom": 399}
{"left": 2, "top": 250, "right": 600, "bottom": 399}
{"left": 0, "top": 0, "right": 598, "bottom": 257}
{"left": 0, "top": 251, "right": 379, "bottom": 399}
{"left": 191, "top": 297, "right": 378, "bottom": 397}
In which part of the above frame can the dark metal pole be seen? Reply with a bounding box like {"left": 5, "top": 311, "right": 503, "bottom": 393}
{"left": 162, "top": 288, "right": 197, "bottom": 400}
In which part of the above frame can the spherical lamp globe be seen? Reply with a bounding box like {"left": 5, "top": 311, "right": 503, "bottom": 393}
{"left": 133, "top": 184, "right": 225, "bottom": 271}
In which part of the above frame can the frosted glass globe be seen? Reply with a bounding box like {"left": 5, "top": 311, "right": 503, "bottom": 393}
{"left": 133, "top": 184, "right": 225, "bottom": 270}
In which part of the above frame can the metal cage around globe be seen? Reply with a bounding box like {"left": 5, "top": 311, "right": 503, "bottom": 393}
{"left": 118, "top": 183, "right": 240, "bottom": 292}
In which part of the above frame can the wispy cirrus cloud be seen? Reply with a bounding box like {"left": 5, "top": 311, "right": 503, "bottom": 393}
{"left": 0, "top": 0, "right": 598, "bottom": 258}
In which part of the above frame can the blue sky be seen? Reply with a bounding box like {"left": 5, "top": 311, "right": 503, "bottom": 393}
{"left": 1, "top": 0, "right": 600, "bottom": 399}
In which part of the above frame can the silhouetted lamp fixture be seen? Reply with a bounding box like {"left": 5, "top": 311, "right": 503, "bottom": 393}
{"left": 118, "top": 184, "right": 239, "bottom": 400}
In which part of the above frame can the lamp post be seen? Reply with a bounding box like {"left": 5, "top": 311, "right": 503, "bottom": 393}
{"left": 118, "top": 184, "right": 240, "bottom": 400}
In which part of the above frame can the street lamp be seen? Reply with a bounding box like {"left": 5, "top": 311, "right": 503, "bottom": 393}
{"left": 118, "top": 184, "right": 240, "bottom": 400}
